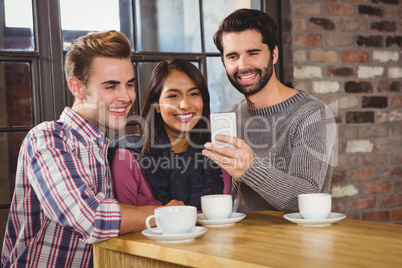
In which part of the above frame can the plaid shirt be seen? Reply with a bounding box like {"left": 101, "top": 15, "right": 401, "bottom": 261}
{"left": 1, "top": 108, "right": 121, "bottom": 268}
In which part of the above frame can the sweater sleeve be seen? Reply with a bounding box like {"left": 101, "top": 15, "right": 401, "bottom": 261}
{"left": 221, "top": 168, "right": 231, "bottom": 195}
{"left": 239, "top": 106, "right": 336, "bottom": 213}
{"left": 111, "top": 148, "right": 162, "bottom": 206}
{"left": 111, "top": 149, "right": 142, "bottom": 205}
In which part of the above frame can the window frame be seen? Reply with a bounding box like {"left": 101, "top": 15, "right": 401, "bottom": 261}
{"left": 0, "top": 0, "right": 282, "bottom": 208}
{"left": 1, "top": 0, "right": 281, "bottom": 123}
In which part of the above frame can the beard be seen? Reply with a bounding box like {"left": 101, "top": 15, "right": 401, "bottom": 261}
{"left": 227, "top": 58, "right": 274, "bottom": 96}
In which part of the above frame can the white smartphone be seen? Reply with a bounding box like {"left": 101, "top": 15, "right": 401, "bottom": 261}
{"left": 210, "top": 112, "right": 237, "bottom": 149}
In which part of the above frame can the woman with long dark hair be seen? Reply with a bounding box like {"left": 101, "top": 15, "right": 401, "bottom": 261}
{"left": 109, "top": 58, "right": 230, "bottom": 211}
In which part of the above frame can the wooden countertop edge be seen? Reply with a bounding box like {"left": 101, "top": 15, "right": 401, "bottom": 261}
{"left": 93, "top": 210, "right": 402, "bottom": 267}
{"left": 94, "top": 236, "right": 268, "bottom": 268}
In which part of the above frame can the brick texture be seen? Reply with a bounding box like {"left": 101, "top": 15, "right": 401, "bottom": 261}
{"left": 331, "top": 171, "right": 346, "bottom": 183}
{"left": 350, "top": 168, "right": 378, "bottom": 181}
{"left": 392, "top": 96, "right": 402, "bottom": 107}
{"left": 376, "top": 111, "right": 402, "bottom": 123}
{"left": 392, "top": 208, "right": 402, "bottom": 221}
{"left": 386, "top": 36, "right": 402, "bottom": 47}
{"left": 377, "top": 81, "right": 400, "bottom": 92}
{"left": 356, "top": 36, "right": 383, "bottom": 47}
{"left": 390, "top": 153, "right": 402, "bottom": 165}
{"left": 345, "top": 112, "right": 375, "bottom": 123}
{"left": 310, "top": 18, "right": 335, "bottom": 30}
{"left": 380, "top": 195, "right": 402, "bottom": 208}
{"left": 382, "top": 166, "right": 402, "bottom": 177}
{"left": 338, "top": 96, "right": 358, "bottom": 109}
{"left": 327, "top": 4, "right": 354, "bottom": 16}
{"left": 365, "top": 181, "right": 391, "bottom": 194}
{"left": 372, "top": 0, "right": 399, "bottom": 4}
{"left": 363, "top": 211, "right": 390, "bottom": 222}
{"left": 311, "top": 51, "right": 337, "bottom": 62}
{"left": 285, "top": 0, "right": 402, "bottom": 223}
{"left": 328, "top": 67, "right": 354, "bottom": 77}
{"left": 342, "top": 51, "right": 368, "bottom": 63}
{"left": 332, "top": 199, "right": 346, "bottom": 213}
{"left": 337, "top": 19, "right": 366, "bottom": 32}
{"left": 293, "top": 34, "right": 322, "bottom": 46}
{"left": 361, "top": 153, "right": 387, "bottom": 165}
{"left": 292, "top": 3, "right": 321, "bottom": 15}
{"left": 358, "top": 5, "right": 384, "bottom": 17}
{"left": 349, "top": 197, "right": 376, "bottom": 210}
{"left": 361, "top": 96, "right": 387, "bottom": 108}
{"left": 396, "top": 181, "right": 402, "bottom": 193}
{"left": 345, "top": 81, "right": 373, "bottom": 93}
{"left": 326, "top": 34, "right": 354, "bottom": 46}
{"left": 371, "top": 21, "right": 397, "bottom": 32}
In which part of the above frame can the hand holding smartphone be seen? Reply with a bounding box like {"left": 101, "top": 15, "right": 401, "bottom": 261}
{"left": 210, "top": 112, "right": 237, "bottom": 149}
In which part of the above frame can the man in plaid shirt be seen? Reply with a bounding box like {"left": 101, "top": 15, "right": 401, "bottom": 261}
{"left": 1, "top": 30, "right": 182, "bottom": 268}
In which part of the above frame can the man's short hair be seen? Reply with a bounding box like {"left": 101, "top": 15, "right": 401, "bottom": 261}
{"left": 64, "top": 30, "right": 132, "bottom": 87}
{"left": 213, "top": 9, "right": 278, "bottom": 55}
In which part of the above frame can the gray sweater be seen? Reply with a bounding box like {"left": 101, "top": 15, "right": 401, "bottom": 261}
{"left": 226, "top": 90, "right": 336, "bottom": 213}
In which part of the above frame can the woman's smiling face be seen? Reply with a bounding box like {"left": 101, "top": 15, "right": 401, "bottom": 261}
{"left": 155, "top": 69, "right": 204, "bottom": 138}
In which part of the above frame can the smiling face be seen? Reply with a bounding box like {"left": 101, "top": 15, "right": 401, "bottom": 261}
{"left": 155, "top": 69, "right": 204, "bottom": 139}
{"left": 70, "top": 56, "right": 136, "bottom": 133}
{"left": 222, "top": 29, "right": 277, "bottom": 96}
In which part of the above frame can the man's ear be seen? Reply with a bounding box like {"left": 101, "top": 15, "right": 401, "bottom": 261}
{"left": 67, "top": 77, "right": 84, "bottom": 99}
{"left": 272, "top": 45, "right": 279, "bottom": 65}
{"left": 153, "top": 102, "right": 160, "bottom": 113}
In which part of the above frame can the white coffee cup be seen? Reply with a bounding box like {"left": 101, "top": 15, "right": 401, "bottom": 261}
{"left": 298, "top": 193, "right": 332, "bottom": 219}
{"left": 201, "top": 194, "right": 233, "bottom": 220}
{"left": 145, "top": 206, "right": 197, "bottom": 235}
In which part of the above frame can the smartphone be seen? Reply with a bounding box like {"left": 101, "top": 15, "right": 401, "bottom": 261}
{"left": 210, "top": 112, "right": 237, "bottom": 149}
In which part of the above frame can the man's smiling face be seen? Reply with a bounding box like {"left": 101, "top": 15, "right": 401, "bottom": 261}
{"left": 74, "top": 56, "right": 136, "bottom": 133}
{"left": 222, "top": 29, "right": 274, "bottom": 96}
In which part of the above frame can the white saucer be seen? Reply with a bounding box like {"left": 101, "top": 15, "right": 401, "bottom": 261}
{"left": 283, "top": 212, "right": 346, "bottom": 227}
{"left": 197, "top": 212, "right": 246, "bottom": 227}
{"left": 141, "top": 226, "right": 207, "bottom": 243}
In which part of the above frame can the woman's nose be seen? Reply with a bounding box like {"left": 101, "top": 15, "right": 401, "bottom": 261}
{"left": 179, "top": 97, "right": 191, "bottom": 110}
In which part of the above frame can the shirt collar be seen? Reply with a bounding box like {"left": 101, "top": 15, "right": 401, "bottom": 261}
{"left": 59, "top": 107, "right": 108, "bottom": 145}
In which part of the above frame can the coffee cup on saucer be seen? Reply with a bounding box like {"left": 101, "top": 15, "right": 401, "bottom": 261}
{"left": 145, "top": 206, "right": 197, "bottom": 235}
{"left": 201, "top": 194, "right": 232, "bottom": 220}
{"left": 298, "top": 193, "right": 331, "bottom": 219}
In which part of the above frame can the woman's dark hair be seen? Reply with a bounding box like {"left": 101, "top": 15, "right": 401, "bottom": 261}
{"left": 141, "top": 58, "right": 211, "bottom": 157}
{"left": 214, "top": 9, "right": 278, "bottom": 56}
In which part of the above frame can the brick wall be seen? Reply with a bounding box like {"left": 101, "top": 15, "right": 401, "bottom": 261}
{"left": 281, "top": 0, "right": 402, "bottom": 223}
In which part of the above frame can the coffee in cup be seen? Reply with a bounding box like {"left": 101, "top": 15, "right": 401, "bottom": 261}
{"left": 201, "top": 194, "right": 232, "bottom": 220}
{"left": 298, "top": 193, "right": 331, "bottom": 219}
{"left": 145, "top": 206, "right": 197, "bottom": 235}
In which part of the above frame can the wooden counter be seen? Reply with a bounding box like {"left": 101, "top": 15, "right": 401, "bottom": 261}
{"left": 93, "top": 210, "right": 402, "bottom": 267}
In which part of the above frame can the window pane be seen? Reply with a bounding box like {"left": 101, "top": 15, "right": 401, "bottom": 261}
{"left": 0, "top": 0, "right": 34, "bottom": 51}
{"left": 60, "top": 0, "right": 134, "bottom": 50}
{"left": 0, "top": 62, "right": 33, "bottom": 127}
{"left": 203, "top": 0, "right": 261, "bottom": 53}
{"left": 138, "top": 62, "right": 159, "bottom": 109}
{"left": 207, "top": 56, "right": 243, "bottom": 113}
{"left": 136, "top": 0, "right": 201, "bottom": 52}
{"left": 0, "top": 131, "right": 27, "bottom": 205}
